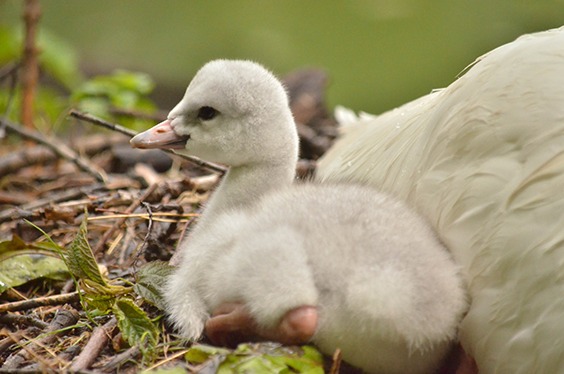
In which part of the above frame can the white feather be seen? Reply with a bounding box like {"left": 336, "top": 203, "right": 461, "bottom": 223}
{"left": 317, "top": 26, "right": 564, "bottom": 374}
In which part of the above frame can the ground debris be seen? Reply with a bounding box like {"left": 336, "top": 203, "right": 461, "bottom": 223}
{"left": 0, "top": 67, "right": 343, "bottom": 372}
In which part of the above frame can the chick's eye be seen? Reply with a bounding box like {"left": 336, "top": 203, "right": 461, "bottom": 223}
{"left": 197, "top": 106, "right": 218, "bottom": 121}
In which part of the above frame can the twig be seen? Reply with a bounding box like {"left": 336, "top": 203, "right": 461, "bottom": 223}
{"left": 92, "top": 183, "right": 158, "bottom": 255}
{"left": 99, "top": 345, "right": 140, "bottom": 373}
{"left": 0, "top": 313, "right": 49, "bottom": 329}
{"left": 2, "top": 306, "right": 80, "bottom": 370}
{"left": 329, "top": 348, "right": 342, "bottom": 374}
{"left": 0, "top": 183, "right": 104, "bottom": 224}
{"left": 0, "top": 117, "right": 107, "bottom": 182}
{"left": 68, "top": 109, "right": 227, "bottom": 174}
{"left": 0, "top": 291, "right": 81, "bottom": 313}
{"left": 0, "top": 133, "right": 126, "bottom": 177}
{"left": 135, "top": 201, "right": 154, "bottom": 266}
{"left": 70, "top": 317, "right": 117, "bottom": 371}
{"left": 20, "top": 0, "right": 41, "bottom": 129}
{"left": 68, "top": 110, "right": 137, "bottom": 138}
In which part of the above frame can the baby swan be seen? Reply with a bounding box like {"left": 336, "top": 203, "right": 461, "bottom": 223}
{"left": 130, "top": 60, "right": 467, "bottom": 374}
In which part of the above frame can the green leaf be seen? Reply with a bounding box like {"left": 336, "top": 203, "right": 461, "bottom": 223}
{"left": 141, "top": 368, "right": 188, "bottom": 374}
{"left": 185, "top": 343, "right": 323, "bottom": 374}
{"left": 0, "top": 236, "right": 69, "bottom": 293}
{"left": 63, "top": 213, "right": 108, "bottom": 287}
{"left": 71, "top": 70, "right": 157, "bottom": 130}
{"left": 25, "top": 217, "right": 130, "bottom": 303}
{"left": 0, "top": 26, "right": 20, "bottom": 63}
{"left": 38, "top": 28, "right": 82, "bottom": 89}
{"left": 134, "top": 261, "right": 174, "bottom": 310}
{"left": 0, "top": 235, "right": 27, "bottom": 254}
{"left": 185, "top": 344, "right": 231, "bottom": 364}
{"left": 113, "top": 297, "right": 159, "bottom": 363}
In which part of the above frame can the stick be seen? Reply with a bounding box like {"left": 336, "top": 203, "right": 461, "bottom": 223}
{"left": 0, "top": 133, "right": 126, "bottom": 177}
{"left": 100, "top": 346, "right": 140, "bottom": 373}
{"left": 0, "top": 313, "right": 49, "bottom": 329}
{"left": 92, "top": 183, "right": 158, "bottom": 255}
{"left": 20, "top": 0, "right": 41, "bottom": 129}
{"left": 0, "top": 291, "right": 81, "bottom": 313}
{"left": 70, "top": 317, "right": 117, "bottom": 371}
{"left": 2, "top": 306, "right": 80, "bottom": 370}
{"left": 0, "top": 117, "right": 107, "bottom": 182}
{"left": 0, "top": 183, "right": 103, "bottom": 224}
{"left": 68, "top": 109, "right": 227, "bottom": 174}
{"left": 329, "top": 348, "right": 342, "bottom": 374}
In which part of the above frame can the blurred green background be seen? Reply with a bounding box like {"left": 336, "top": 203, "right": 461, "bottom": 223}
{"left": 1, "top": 0, "right": 563, "bottom": 114}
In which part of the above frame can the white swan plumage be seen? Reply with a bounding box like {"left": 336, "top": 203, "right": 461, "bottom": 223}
{"left": 317, "top": 26, "right": 564, "bottom": 374}
{"left": 130, "top": 60, "right": 467, "bottom": 374}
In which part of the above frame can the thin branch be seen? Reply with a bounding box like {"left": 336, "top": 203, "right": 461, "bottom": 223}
{"left": 0, "top": 291, "right": 81, "bottom": 313}
{"left": 100, "top": 346, "right": 140, "bottom": 373}
{"left": 0, "top": 183, "right": 103, "bottom": 224}
{"left": 0, "top": 133, "right": 126, "bottom": 177}
{"left": 70, "top": 317, "right": 117, "bottom": 371}
{"left": 20, "top": 0, "right": 41, "bottom": 129}
{"left": 329, "top": 348, "right": 342, "bottom": 374}
{"left": 0, "top": 116, "right": 107, "bottom": 182}
{"left": 68, "top": 109, "right": 227, "bottom": 174}
{"left": 2, "top": 306, "right": 80, "bottom": 370}
{"left": 135, "top": 201, "right": 154, "bottom": 266}
{"left": 92, "top": 183, "right": 158, "bottom": 255}
{"left": 0, "top": 313, "right": 49, "bottom": 329}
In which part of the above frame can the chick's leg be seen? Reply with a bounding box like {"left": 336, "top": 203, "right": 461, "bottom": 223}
{"left": 205, "top": 302, "right": 318, "bottom": 347}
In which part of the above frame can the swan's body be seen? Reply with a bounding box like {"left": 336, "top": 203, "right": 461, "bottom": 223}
{"left": 130, "top": 60, "right": 467, "bottom": 374}
{"left": 317, "top": 27, "right": 564, "bottom": 373}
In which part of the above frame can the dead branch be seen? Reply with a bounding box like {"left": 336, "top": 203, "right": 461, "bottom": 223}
{"left": 68, "top": 109, "right": 227, "bottom": 174}
{"left": 92, "top": 183, "right": 158, "bottom": 255}
{"left": 0, "top": 313, "right": 49, "bottom": 329}
{"left": 2, "top": 306, "right": 80, "bottom": 370}
{"left": 329, "top": 348, "right": 342, "bottom": 374}
{"left": 1, "top": 117, "right": 107, "bottom": 182}
{"left": 0, "top": 133, "right": 126, "bottom": 177}
{"left": 20, "top": 0, "right": 41, "bottom": 129}
{"left": 99, "top": 345, "right": 140, "bottom": 373}
{"left": 70, "top": 317, "right": 117, "bottom": 371}
{"left": 0, "top": 183, "right": 104, "bottom": 224}
{"left": 0, "top": 292, "right": 81, "bottom": 313}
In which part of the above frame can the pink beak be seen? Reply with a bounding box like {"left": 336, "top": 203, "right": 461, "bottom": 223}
{"left": 130, "top": 120, "right": 190, "bottom": 150}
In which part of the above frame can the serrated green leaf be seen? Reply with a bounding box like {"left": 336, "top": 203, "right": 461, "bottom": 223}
{"left": 25, "top": 217, "right": 130, "bottom": 308}
{"left": 113, "top": 297, "right": 159, "bottom": 363}
{"left": 63, "top": 214, "right": 108, "bottom": 287}
{"left": 134, "top": 261, "right": 174, "bottom": 310}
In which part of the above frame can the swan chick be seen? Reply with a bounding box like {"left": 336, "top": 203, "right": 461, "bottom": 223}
{"left": 130, "top": 60, "right": 467, "bottom": 374}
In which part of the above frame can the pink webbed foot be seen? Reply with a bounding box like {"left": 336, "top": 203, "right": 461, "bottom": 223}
{"left": 205, "top": 302, "right": 318, "bottom": 347}
{"left": 438, "top": 343, "right": 479, "bottom": 374}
